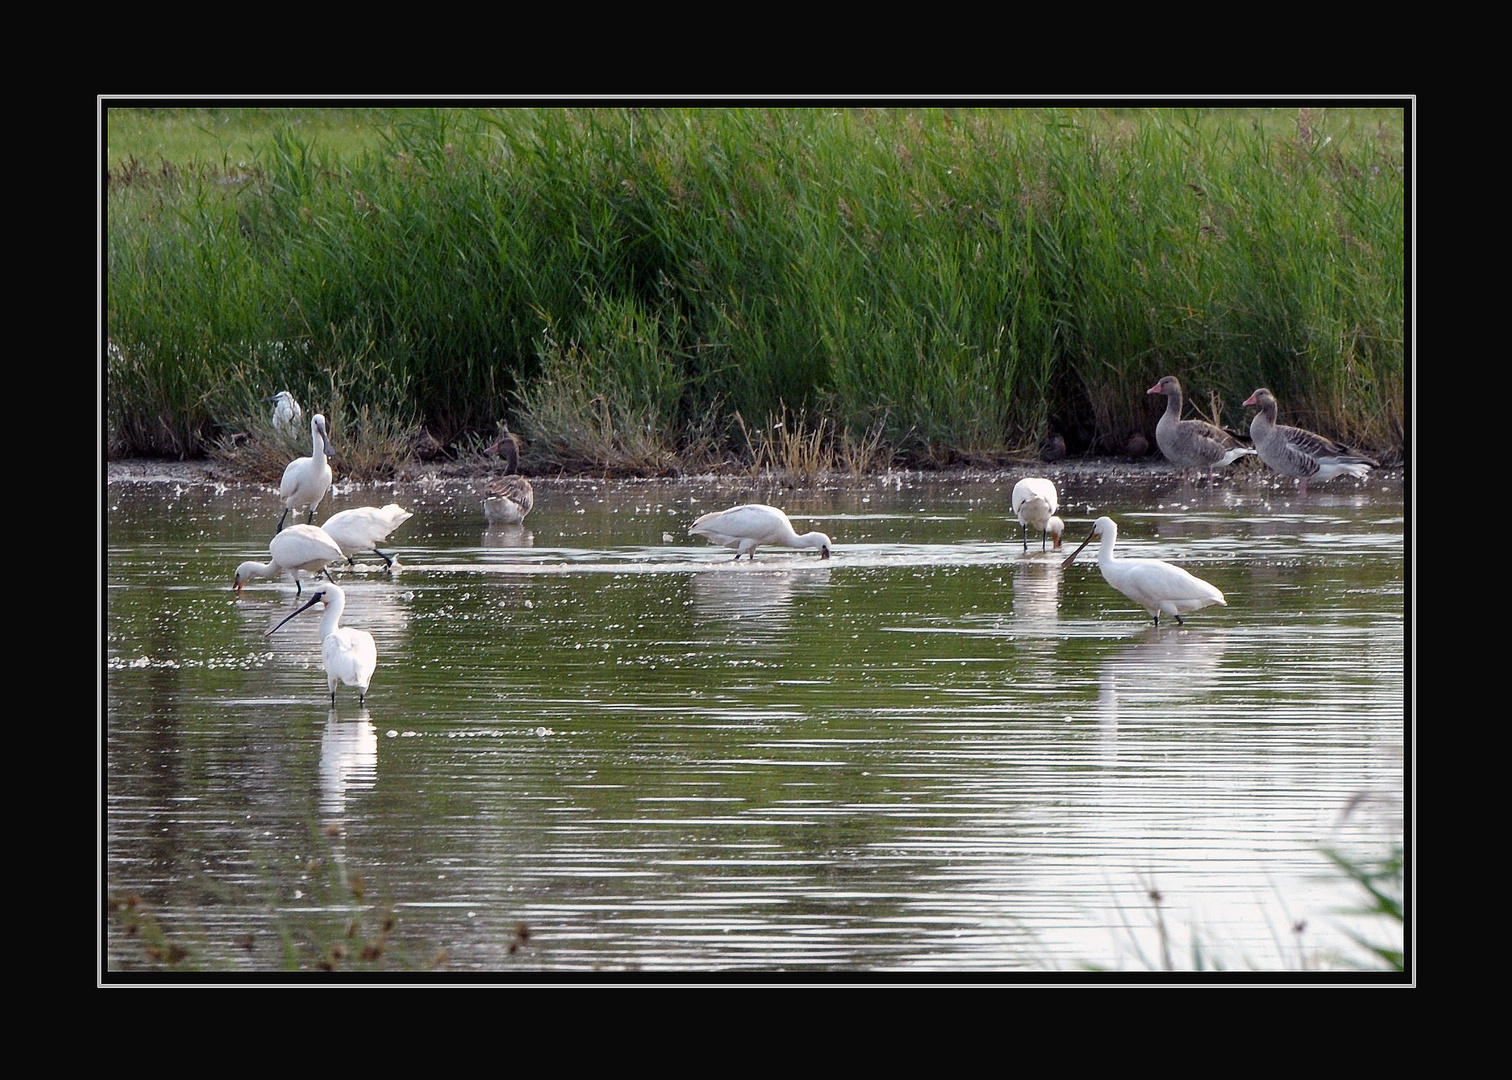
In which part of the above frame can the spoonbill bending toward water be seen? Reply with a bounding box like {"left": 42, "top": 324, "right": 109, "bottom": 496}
{"left": 1011, "top": 477, "right": 1065, "bottom": 551}
{"left": 1243, "top": 388, "right": 1378, "bottom": 494}
{"left": 482, "top": 421, "right": 535, "bottom": 526}
{"left": 1147, "top": 375, "right": 1256, "bottom": 485}
{"left": 320, "top": 504, "right": 414, "bottom": 569}
{"left": 266, "top": 582, "right": 377, "bottom": 705}
{"left": 268, "top": 390, "right": 303, "bottom": 435}
{"left": 690, "top": 504, "right": 833, "bottom": 561}
{"left": 277, "top": 413, "right": 334, "bottom": 533}
{"left": 1062, "top": 516, "right": 1225, "bottom": 626}
{"left": 233, "top": 523, "right": 345, "bottom": 596}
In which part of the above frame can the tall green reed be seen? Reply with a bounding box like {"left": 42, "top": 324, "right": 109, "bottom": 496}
{"left": 106, "top": 106, "right": 1405, "bottom": 472}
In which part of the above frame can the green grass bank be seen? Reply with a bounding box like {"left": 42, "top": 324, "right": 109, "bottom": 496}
{"left": 105, "top": 106, "right": 1406, "bottom": 477}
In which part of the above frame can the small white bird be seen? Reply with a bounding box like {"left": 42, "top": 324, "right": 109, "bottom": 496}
{"left": 269, "top": 391, "right": 304, "bottom": 436}
{"left": 320, "top": 504, "right": 414, "bottom": 569}
{"left": 1243, "top": 388, "right": 1378, "bottom": 494}
{"left": 690, "top": 504, "right": 833, "bottom": 561}
{"left": 277, "top": 413, "right": 335, "bottom": 532}
{"left": 1011, "top": 477, "right": 1065, "bottom": 552}
{"left": 1061, "top": 516, "right": 1226, "bottom": 626}
{"left": 483, "top": 421, "right": 535, "bottom": 526}
{"left": 266, "top": 582, "right": 377, "bottom": 706}
{"left": 233, "top": 523, "right": 345, "bottom": 595}
{"left": 1147, "top": 375, "right": 1256, "bottom": 485}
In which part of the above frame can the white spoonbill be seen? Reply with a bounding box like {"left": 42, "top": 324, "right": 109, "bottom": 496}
{"left": 1061, "top": 516, "right": 1226, "bottom": 626}
{"left": 277, "top": 413, "right": 335, "bottom": 532}
{"left": 1010, "top": 477, "right": 1065, "bottom": 551}
{"left": 1147, "top": 375, "right": 1256, "bottom": 484}
{"left": 266, "top": 582, "right": 377, "bottom": 706}
{"left": 234, "top": 523, "right": 345, "bottom": 595}
{"left": 482, "top": 421, "right": 535, "bottom": 526}
{"left": 690, "top": 504, "right": 832, "bottom": 561}
{"left": 268, "top": 390, "right": 303, "bottom": 435}
{"left": 1243, "top": 388, "right": 1378, "bottom": 494}
{"left": 320, "top": 504, "right": 414, "bottom": 569}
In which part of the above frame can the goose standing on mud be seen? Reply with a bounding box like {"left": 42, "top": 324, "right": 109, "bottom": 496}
{"left": 1147, "top": 375, "right": 1256, "bottom": 485}
{"left": 1062, "top": 516, "right": 1225, "bottom": 626}
{"left": 234, "top": 523, "right": 345, "bottom": 596}
{"left": 277, "top": 413, "right": 334, "bottom": 532}
{"left": 320, "top": 504, "right": 414, "bottom": 569}
{"left": 1010, "top": 477, "right": 1065, "bottom": 552}
{"left": 1242, "top": 388, "right": 1378, "bottom": 494}
{"left": 690, "top": 504, "right": 833, "bottom": 561}
{"left": 482, "top": 421, "right": 535, "bottom": 526}
{"left": 266, "top": 582, "right": 377, "bottom": 706}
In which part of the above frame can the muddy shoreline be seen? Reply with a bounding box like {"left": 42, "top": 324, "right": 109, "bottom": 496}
{"left": 104, "top": 454, "right": 1202, "bottom": 488}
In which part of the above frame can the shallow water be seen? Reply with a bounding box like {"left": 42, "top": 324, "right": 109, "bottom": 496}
{"left": 104, "top": 467, "right": 1407, "bottom": 977}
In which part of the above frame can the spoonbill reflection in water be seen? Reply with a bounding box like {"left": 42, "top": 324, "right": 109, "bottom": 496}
{"left": 267, "top": 582, "right": 377, "bottom": 705}
{"left": 1062, "top": 516, "right": 1225, "bottom": 626}
{"left": 320, "top": 504, "right": 413, "bottom": 569}
{"left": 1010, "top": 477, "right": 1064, "bottom": 551}
{"left": 1147, "top": 375, "right": 1256, "bottom": 485}
{"left": 690, "top": 504, "right": 832, "bottom": 561}
{"left": 234, "top": 523, "right": 345, "bottom": 595}
{"left": 1243, "top": 388, "right": 1378, "bottom": 494}
{"left": 277, "top": 413, "right": 334, "bottom": 532}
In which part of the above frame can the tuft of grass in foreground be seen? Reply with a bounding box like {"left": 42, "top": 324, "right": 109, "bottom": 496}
{"left": 105, "top": 823, "right": 457, "bottom": 974}
{"left": 1082, "top": 843, "right": 1405, "bottom": 975}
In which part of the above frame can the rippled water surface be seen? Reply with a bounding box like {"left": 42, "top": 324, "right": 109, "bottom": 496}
{"left": 104, "top": 468, "right": 1408, "bottom": 977}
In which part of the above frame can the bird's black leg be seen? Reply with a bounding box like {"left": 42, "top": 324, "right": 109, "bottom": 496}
{"left": 306, "top": 508, "right": 316, "bottom": 524}
{"left": 276, "top": 507, "right": 289, "bottom": 534}
{"left": 375, "top": 548, "right": 395, "bottom": 569}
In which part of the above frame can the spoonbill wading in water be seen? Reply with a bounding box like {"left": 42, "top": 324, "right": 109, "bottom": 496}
{"left": 1147, "top": 375, "right": 1256, "bottom": 484}
{"left": 233, "top": 523, "right": 345, "bottom": 596}
{"left": 482, "top": 421, "right": 534, "bottom": 526}
{"left": 1243, "top": 388, "right": 1378, "bottom": 494}
{"left": 690, "top": 504, "right": 832, "bottom": 561}
{"left": 266, "top": 582, "right": 377, "bottom": 705}
{"left": 277, "top": 413, "right": 334, "bottom": 533}
{"left": 1062, "top": 516, "right": 1225, "bottom": 626}
{"left": 319, "top": 504, "right": 414, "bottom": 569}
{"left": 1010, "top": 477, "right": 1065, "bottom": 551}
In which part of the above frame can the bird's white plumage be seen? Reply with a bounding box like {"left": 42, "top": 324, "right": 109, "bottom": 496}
{"left": 1062, "top": 516, "right": 1225, "bottom": 626}
{"left": 1011, "top": 477, "right": 1064, "bottom": 551}
{"left": 234, "top": 523, "right": 345, "bottom": 593}
{"left": 267, "top": 582, "right": 377, "bottom": 705}
{"left": 270, "top": 391, "right": 303, "bottom": 435}
{"left": 278, "top": 413, "right": 334, "bottom": 531}
{"left": 1148, "top": 375, "right": 1256, "bottom": 484}
{"left": 320, "top": 504, "right": 413, "bottom": 568}
{"left": 690, "top": 503, "right": 832, "bottom": 561}
{"left": 1243, "top": 388, "right": 1377, "bottom": 494}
